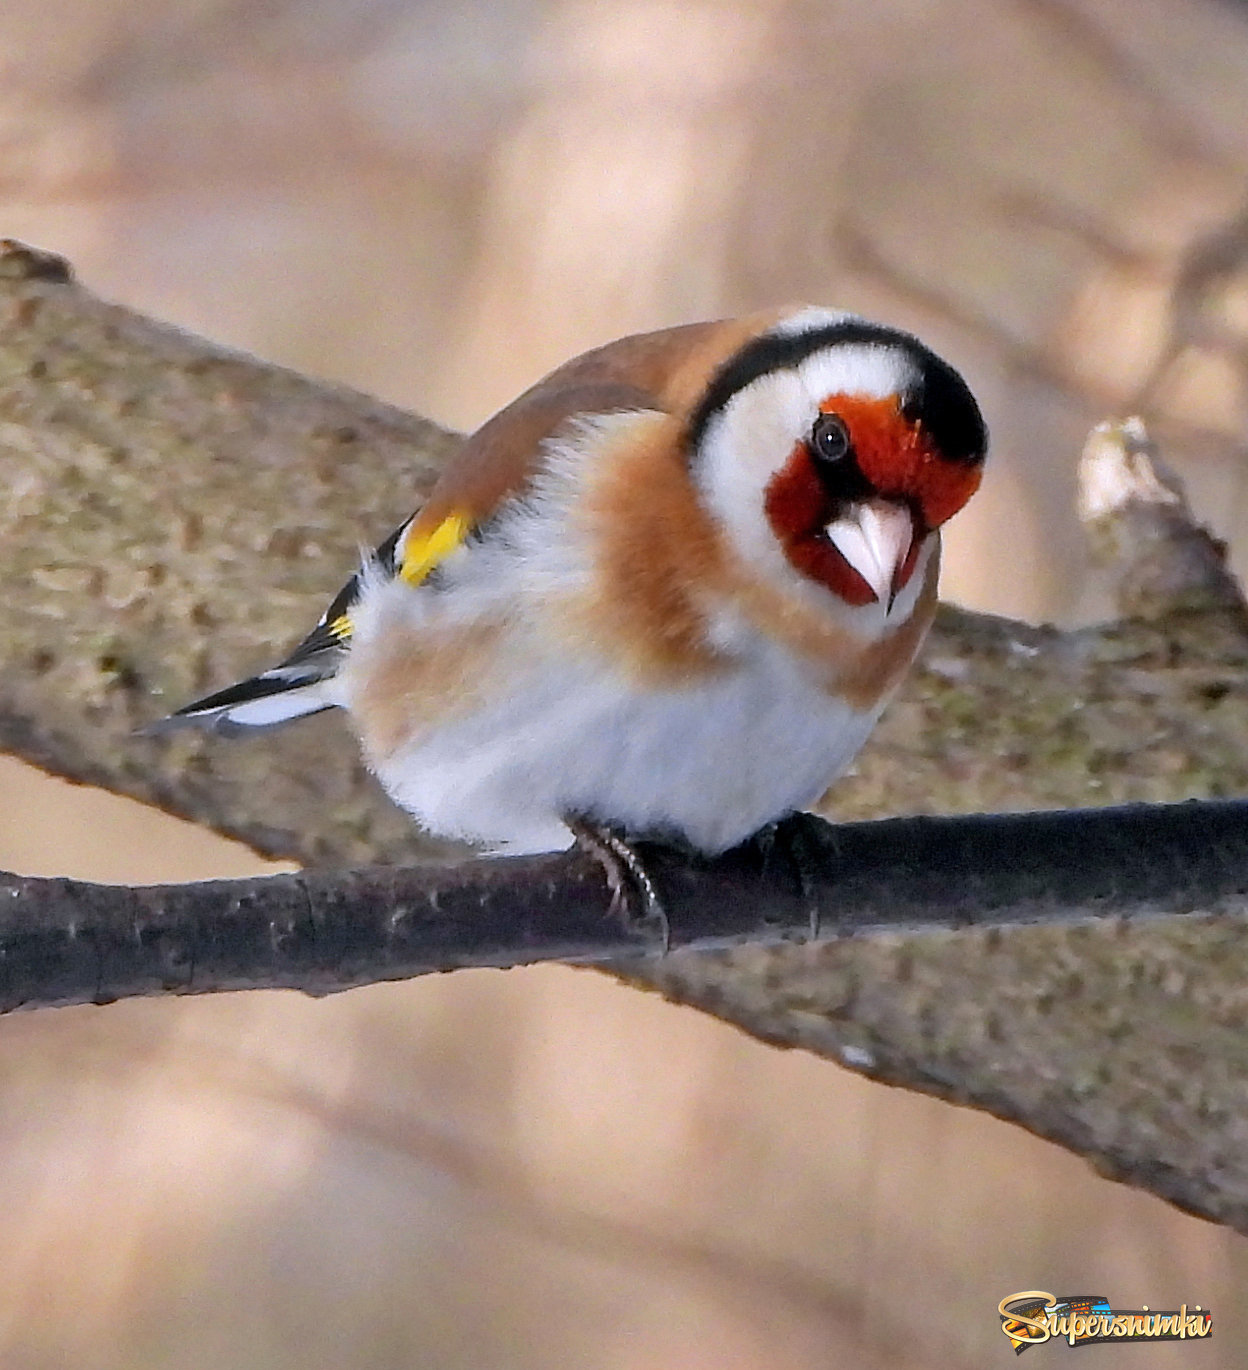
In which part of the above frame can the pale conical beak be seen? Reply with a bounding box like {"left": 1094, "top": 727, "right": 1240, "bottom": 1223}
{"left": 825, "top": 500, "right": 914, "bottom": 606}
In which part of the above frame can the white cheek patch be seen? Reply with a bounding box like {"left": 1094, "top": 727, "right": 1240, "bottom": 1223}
{"left": 694, "top": 369, "right": 812, "bottom": 591}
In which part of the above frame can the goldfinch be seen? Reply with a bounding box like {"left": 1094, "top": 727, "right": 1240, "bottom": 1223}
{"left": 166, "top": 308, "right": 986, "bottom": 869}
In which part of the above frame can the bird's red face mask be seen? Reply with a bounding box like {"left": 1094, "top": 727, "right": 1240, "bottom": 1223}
{"left": 764, "top": 394, "right": 982, "bottom": 609}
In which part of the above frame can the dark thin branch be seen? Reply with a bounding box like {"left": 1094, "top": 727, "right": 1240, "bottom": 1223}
{"left": 5, "top": 801, "right": 1248, "bottom": 1013}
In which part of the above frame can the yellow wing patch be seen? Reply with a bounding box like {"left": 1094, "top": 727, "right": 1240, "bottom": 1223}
{"left": 313, "top": 512, "right": 472, "bottom": 647}
{"left": 398, "top": 512, "right": 472, "bottom": 587}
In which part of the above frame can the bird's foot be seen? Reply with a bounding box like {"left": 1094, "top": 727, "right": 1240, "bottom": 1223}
{"left": 563, "top": 814, "right": 671, "bottom": 953}
{"left": 751, "top": 811, "right": 833, "bottom": 940}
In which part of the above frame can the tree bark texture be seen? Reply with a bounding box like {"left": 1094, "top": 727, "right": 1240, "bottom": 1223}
{"left": 4, "top": 241, "right": 1248, "bottom": 1228}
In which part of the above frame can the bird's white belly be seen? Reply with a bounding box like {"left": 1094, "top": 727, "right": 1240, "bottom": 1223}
{"left": 370, "top": 640, "right": 881, "bottom": 855}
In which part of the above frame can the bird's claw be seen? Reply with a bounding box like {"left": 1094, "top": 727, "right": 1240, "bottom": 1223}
{"left": 564, "top": 815, "right": 671, "bottom": 953}
{"left": 753, "top": 811, "right": 832, "bottom": 940}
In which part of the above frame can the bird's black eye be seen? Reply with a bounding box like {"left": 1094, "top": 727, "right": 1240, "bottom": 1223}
{"left": 810, "top": 412, "right": 851, "bottom": 465}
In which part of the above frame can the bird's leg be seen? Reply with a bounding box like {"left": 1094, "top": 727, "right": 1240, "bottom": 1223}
{"left": 563, "top": 814, "right": 671, "bottom": 953}
{"left": 751, "top": 811, "right": 832, "bottom": 940}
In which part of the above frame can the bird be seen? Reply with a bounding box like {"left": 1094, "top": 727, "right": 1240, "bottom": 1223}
{"left": 163, "top": 307, "right": 987, "bottom": 927}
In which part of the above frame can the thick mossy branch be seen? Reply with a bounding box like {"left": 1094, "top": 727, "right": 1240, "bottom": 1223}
{"left": 0, "top": 240, "right": 463, "bottom": 867}
{"left": 4, "top": 241, "right": 1248, "bottom": 1229}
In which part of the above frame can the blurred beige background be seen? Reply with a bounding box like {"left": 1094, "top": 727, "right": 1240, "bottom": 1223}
{"left": 3, "top": 1, "right": 1248, "bottom": 1366}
